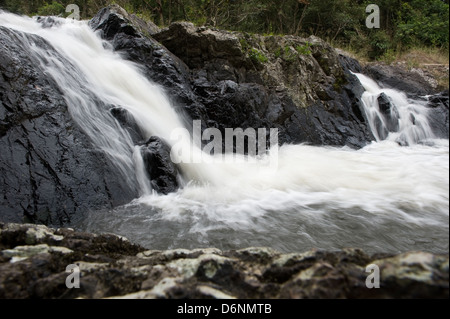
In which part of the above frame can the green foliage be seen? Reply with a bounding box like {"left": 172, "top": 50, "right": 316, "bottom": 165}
{"left": 368, "top": 30, "right": 392, "bottom": 60}
{"left": 274, "top": 47, "right": 282, "bottom": 59}
{"left": 249, "top": 48, "right": 268, "bottom": 64}
{"left": 282, "top": 45, "right": 297, "bottom": 62}
{"left": 395, "top": 0, "right": 449, "bottom": 48}
{"left": 239, "top": 37, "right": 250, "bottom": 51}
{"left": 37, "top": 1, "right": 65, "bottom": 16}
{"left": 296, "top": 42, "right": 312, "bottom": 55}
{"left": 1, "top": 0, "right": 447, "bottom": 61}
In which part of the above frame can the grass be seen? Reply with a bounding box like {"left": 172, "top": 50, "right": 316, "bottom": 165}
{"left": 295, "top": 42, "right": 312, "bottom": 55}
{"left": 384, "top": 47, "right": 449, "bottom": 90}
{"left": 336, "top": 44, "right": 449, "bottom": 90}
{"left": 249, "top": 48, "right": 269, "bottom": 64}
{"left": 394, "top": 47, "right": 449, "bottom": 67}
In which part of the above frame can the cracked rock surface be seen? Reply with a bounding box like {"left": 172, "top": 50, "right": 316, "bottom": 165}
{"left": 0, "top": 223, "right": 448, "bottom": 299}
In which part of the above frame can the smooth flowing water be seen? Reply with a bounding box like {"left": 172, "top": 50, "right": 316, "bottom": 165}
{"left": 1, "top": 12, "right": 448, "bottom": 254}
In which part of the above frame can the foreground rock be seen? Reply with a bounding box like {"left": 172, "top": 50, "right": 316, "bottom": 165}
{"left": 0, "top": 223, "right": 447, "bottom": 299}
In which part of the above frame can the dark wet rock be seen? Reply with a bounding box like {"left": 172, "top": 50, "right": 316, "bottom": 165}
{"left": 139, "top": 137, "right": 179, "bottom": 195}
{"left": 428, "top": 90, "right": 450, "bottom": 108}
{"left": 377, "top": 93, "right": 400, "bottom": 133}
{"left": 426, "top": 90, "right": 449, "bottom": 139}
{"left": 153, "top": 23, "right": 375, "bottom": 148}
{"left": 378, "top": 93, "right": 393, "bottom": 114}
{"left": 36, "top": 16, "right": 63, "bottom": 29}
{"left": 110, "top": 107, "right": 144, "bottom": 144}
{"left": 0, "top": 27, "right": 138, "bottom": 226}
{"left": 0, "top": 223, "right": 447, "bottom": 299}
{"left": 363, "top": 64, "right": 437, "bottom": 97}
{"left": 89, "top": 5, "right": 160, "bottom": 39}
{"left": 338, "top": 53, "right": 363, "bottom": 74}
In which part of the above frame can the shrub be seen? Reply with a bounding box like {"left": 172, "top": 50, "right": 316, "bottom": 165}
{"left": 37, "top": 1, "right": 65, "bottom": 17}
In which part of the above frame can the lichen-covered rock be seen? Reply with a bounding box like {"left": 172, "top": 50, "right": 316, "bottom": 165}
{"left": 0, "top": 223, "right": 447, "bottom": 299}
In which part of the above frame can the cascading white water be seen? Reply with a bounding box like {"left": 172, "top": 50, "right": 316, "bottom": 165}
{"left": 355, "top": 73, "right": 435, "bottom": 145}
{"left": 0, "top": 12, "right": 217, "bottom": 193}
{"left": 0, "top": 12, "right": 448, "bottom": 255}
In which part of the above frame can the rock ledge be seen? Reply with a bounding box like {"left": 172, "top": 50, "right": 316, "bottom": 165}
{"left": 0, "top": 223, "right": 447, "bottom": 299}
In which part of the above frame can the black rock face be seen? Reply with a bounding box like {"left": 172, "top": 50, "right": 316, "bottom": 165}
{"left": 0, "top": 26, "right": 138, "bottom": 226}
{"left": 364, "top": 64, "right": 436, "bottom": 97}
{"left": 426, "top": 90, "right": 449, "bottom": 139}
{"left": 140, "top": 136, "right": 180, "bottom": 195}
{"left": 110, "top": 107, "right": 144, "bottom": 144}
{"left": 377, "top": 93, "right": 400, "bottom": 133}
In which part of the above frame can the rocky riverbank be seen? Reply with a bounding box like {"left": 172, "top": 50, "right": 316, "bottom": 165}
{"left": 0, "top": 222, "right": 448, "bottom": 299}
{"left": 0, "top": 6, "right": 448, "bottom": 300}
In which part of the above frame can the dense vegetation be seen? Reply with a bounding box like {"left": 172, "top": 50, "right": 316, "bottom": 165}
{"left": 0, "top": 0, "right": 449, "bottom": 60}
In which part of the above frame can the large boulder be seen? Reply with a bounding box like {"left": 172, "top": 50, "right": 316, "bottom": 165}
{"left": 0, "top": 26, "right": 138, "bottom": 226}
{"left": 363, "top": 63, "right": 437, "bottom": 97}
{"left": 426, "top": 90, "right": 449, "bottom": 139}
{"left": 90, "top": 7, "right": 375, "bottom": 149}
{"left": 153, "top": 22, "right": 375, "bottom": 148}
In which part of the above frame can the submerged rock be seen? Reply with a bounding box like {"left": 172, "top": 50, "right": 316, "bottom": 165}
{"left": 377, "top": 93, "right": 400, "bottom": 133}
{"left": 0, "top": 223, "right": 447, "bottom": 299}
{"left": 139, "top": 136, "right": 180, "bottom": 195}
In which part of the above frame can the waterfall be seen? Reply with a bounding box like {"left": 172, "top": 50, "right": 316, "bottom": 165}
{"left": 0, "top": 12, "right": 448, "bottom": 254}
{"left": 355, "top": 73, "right": 435, "bottom": 145}
{"left": 0, "top": 12, "right": 216, "bottom": 193}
